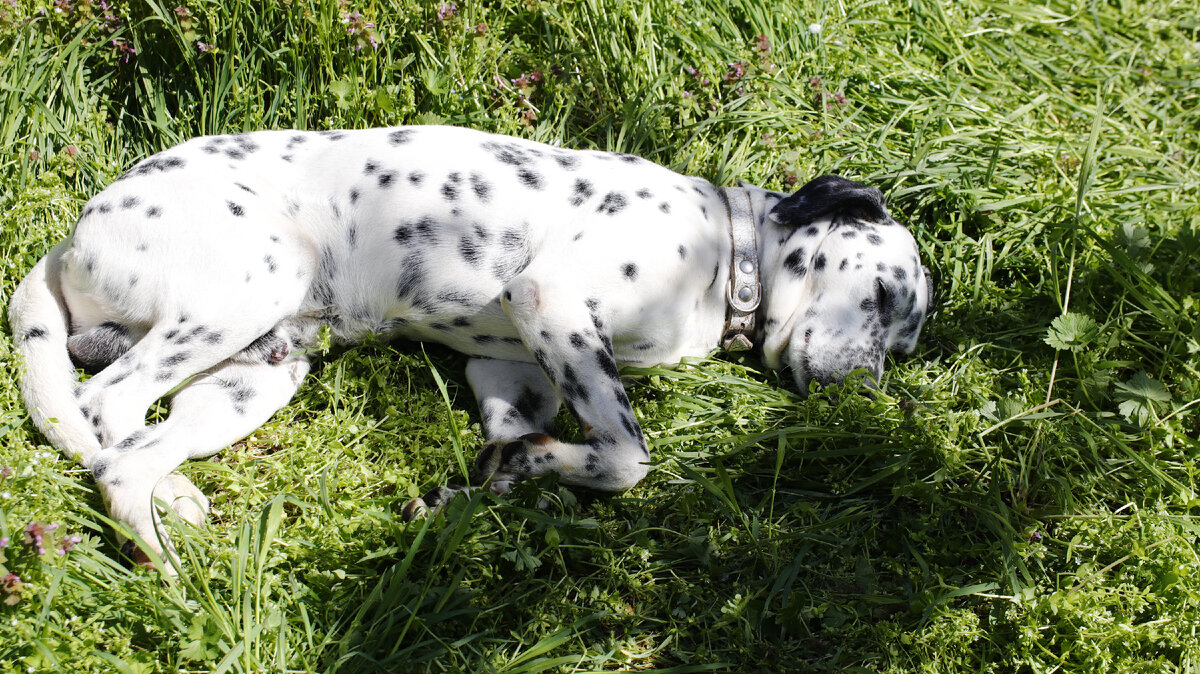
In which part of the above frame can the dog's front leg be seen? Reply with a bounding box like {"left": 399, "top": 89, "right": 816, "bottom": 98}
{"left": 403, "top": 358, "right": 561, "bottom": 517}
{"left": 471, "top": 276, "right": 650, "bottom": 492}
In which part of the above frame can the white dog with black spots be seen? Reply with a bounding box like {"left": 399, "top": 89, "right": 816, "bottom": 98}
{"left": 9, "top": 126, "right": 931, "bottom": 565}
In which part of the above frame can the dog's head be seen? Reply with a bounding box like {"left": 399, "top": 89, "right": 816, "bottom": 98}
{"left": 757, "top": 175, "right": 931, "bottom": 394}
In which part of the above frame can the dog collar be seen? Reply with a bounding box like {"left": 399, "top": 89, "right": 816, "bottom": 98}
{"left": 720, "top": 186, "right": 760, "bottom": 351}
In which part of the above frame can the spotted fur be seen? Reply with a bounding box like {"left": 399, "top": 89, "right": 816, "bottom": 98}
{"left": 8, "top": 126, "right": 930, "bottom": 565}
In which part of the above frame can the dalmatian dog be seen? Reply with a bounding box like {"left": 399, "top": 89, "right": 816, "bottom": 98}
{"left": 9, "top": 126, "right": 930, "bottom": 564}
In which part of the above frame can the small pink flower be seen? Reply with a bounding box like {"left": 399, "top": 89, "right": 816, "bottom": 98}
{"left": 196, "top": 41, "right": 213, "bottom": 52}
{"left": 1, "top": 572, "right": 22, "bottom": 605}
{"left": 436, "top": 2, "right": 456, "bottom": 22}
{"left": 64, "top": 145, "right": 79, "bottom": 158}
{"left": 754, "top": 34, "right": 770, "bottom": 54}
{"left": 174, "top": 5, "right": 191, "bottom": 19}
{"left": 474, "top": 22, "right": 487, "bottom": 36}
{"left": 23, "top": 521, "right": 44, "bottom": 545}
{"left": 723, "top": 61, "right": 747, "bottom": 82}
{"left": 0, "top": 466, "right": 12, "bottom": 477}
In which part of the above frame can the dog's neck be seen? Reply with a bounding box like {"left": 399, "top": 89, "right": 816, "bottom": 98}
{"left": 719, "top": 186, "right": 761, "bottom": 351}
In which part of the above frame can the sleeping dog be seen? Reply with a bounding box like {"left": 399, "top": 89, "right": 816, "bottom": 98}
{"left": 9, "top": 126, "right": 930, "bottom": 562}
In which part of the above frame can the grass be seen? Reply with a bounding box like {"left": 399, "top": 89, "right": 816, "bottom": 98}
{"left": 0, "top": 0, "right": 1198, "bottom": 670}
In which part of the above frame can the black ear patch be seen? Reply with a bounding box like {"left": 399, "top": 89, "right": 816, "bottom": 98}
{"left": 769, "top": 175, "right": 889, "bottom": 228}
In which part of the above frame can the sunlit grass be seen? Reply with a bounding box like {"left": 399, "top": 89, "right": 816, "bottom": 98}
{"left": 0, "top": 0, "right": 1198, "bottom": 670}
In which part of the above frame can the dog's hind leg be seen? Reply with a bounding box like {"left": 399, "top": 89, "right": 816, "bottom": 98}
{"left": 91, "top": 356, "right": 310, "bottom": 566}
{"left": 75, "top": 312, "right": 297, "bottom": 450}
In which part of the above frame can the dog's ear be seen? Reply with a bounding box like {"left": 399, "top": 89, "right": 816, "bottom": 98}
{"left": 769, "top": 175, "right": 889, "bottom": 228}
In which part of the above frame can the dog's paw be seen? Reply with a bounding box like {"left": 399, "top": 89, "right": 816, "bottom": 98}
{"left": 470, "top": 433, "right": 557, "bottom": 488}
{"left": 401, "top": 484, "right": 471, "bottom": 521}
{"left": 154, "top": 472, "right": 210, "bottom": 528}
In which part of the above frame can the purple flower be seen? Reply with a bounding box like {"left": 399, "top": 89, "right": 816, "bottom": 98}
{"left": 436, "top": 2, "right": 456, "bottom": 22}
{"left": 723, "top": 61, "right": 747, "bottom": 83}
{"left": 754, "top": 34, "right": 770, "bottom": 54}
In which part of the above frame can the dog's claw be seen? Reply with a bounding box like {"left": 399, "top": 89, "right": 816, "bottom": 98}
{"left": 401, "top": 484, "right": 472, "bottom": 521}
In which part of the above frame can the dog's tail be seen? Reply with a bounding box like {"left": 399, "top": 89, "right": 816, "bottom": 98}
{"left": 8, "top": 240, "right": 101, "bottom": 466}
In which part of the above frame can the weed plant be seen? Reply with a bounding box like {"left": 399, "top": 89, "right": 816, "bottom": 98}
{"left": 0, "top": 0, "right": 1198, "bottom": 671}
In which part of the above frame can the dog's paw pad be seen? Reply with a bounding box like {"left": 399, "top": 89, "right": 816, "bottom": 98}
{"left": 401, "top": 498, "right": 429, "bottom": 522}
{"left": 120, "top": 539, "right": 155, "bottom": 568}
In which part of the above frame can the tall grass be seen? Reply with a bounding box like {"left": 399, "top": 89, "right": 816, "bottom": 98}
{"left": 0, "top": 0, "right": 1198, "bottom": 671}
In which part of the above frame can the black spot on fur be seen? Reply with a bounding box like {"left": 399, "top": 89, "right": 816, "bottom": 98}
{"left": 517, "top": 168, "right": 543, "bottom": 189}
{"left": 814, "top": 254, "right": 827, "bottom": 271}
{"left": 388, "top": 129, "right": 413, "bottom": 145}
{"left": 595, "top": 348, "right": 620, "bottom": 380}
{"left": 636, "top": 188, "right": 652, "bottom": 199}
{"left": 868, "top": 232, "right": 883, "bottom": 245}
{"left": 555, "top": 154, "right": 579, "bottom": 170}
{"left": 120, "top": 196, "right": 140, "bottom": 210}
{"left": 160, "top": 352, "right": 190, "bottom": 367}
{"left": 784, "top": 249, "right": 808, "bottom": 277}
{"left": 659, "top": 202, "right": 671, "bottom": 213}
{"left": 566, "top": 180, "right": 594, "bottom": 208}
{"left": 22, "top": 326, "right": 47, "bottom": 342}
{"left": 363, "top": 161, "right": 378, "bottom": 175}
{"left": 408, "top": 171, "right": 425, "bottom": 186}
{"left": 678, "top": 245, "right": 687, "bottom": 259}
{"left": 117, "top": 155, "right": 187, "bottom": 181}
{"left": 560, "top": 363, "right": 590, "bottom": 404}
{"left": 378, "top": 172, "right": 396, "bottom": 188}
{"left": 227, "top": 201, "right": 245, "bottom": 217}
{"left": 349, "top": 189, "right": 360, "bottom": 204}
{"left": 597, "top": 192, "right": 627, "bottom": 215}
{"left": 458, "top": 236, "right": 482, "bottom": 265}
{"left": 469, "top": 172, "right": 492, "bottom": 202}
{"left": 621, "top": 263, "right": 638, "bottom": 280}
{"left": 395, "top": 253, "right": 425, "bottom": 299}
